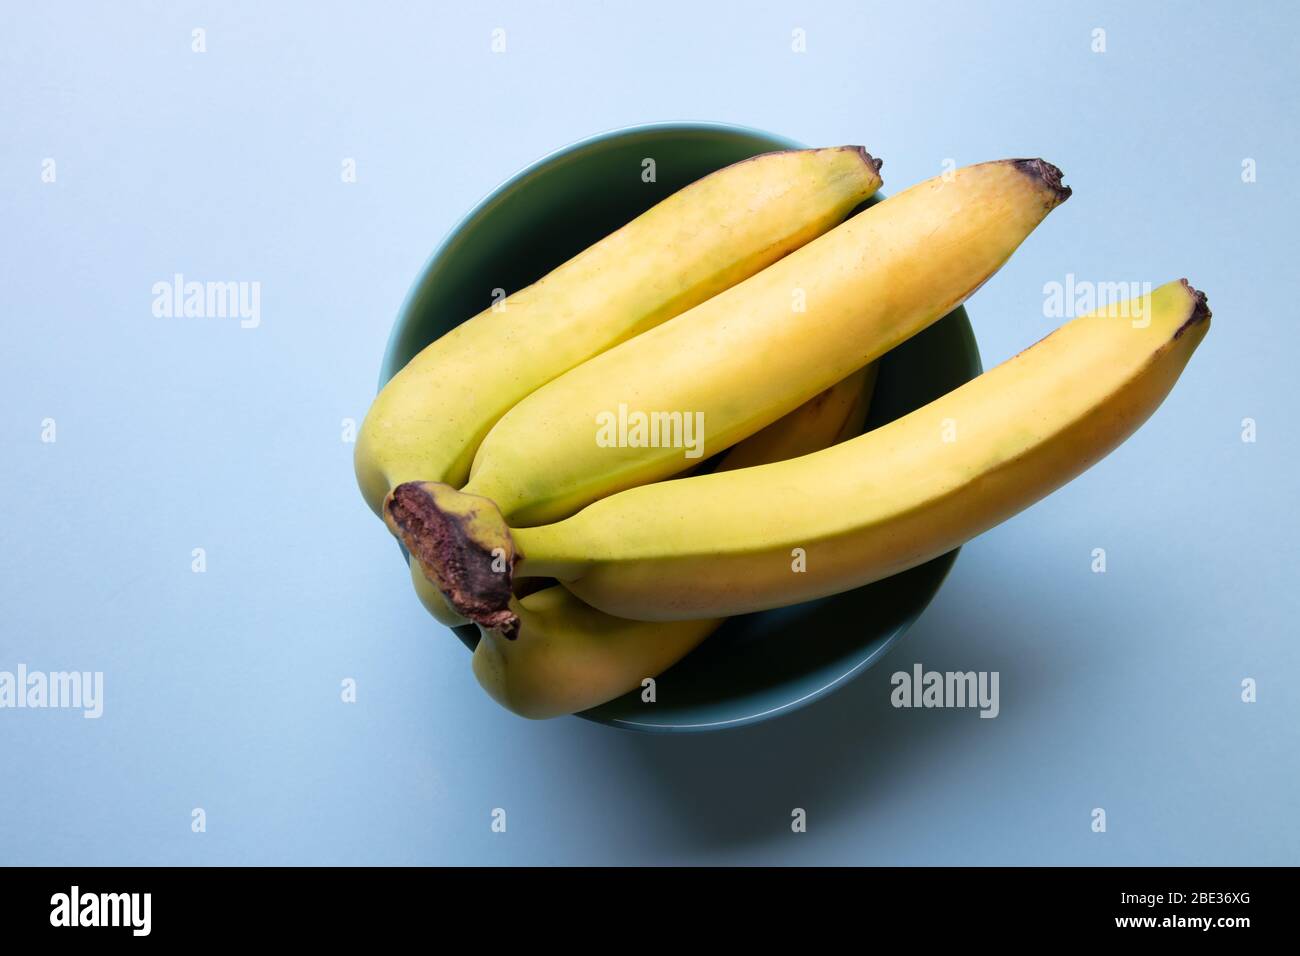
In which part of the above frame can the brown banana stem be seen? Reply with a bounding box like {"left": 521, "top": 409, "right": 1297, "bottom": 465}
{"left": 384, "top": 482, "right": 519, "bottom": 635}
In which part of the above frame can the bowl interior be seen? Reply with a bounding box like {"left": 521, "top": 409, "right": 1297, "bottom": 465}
{"left": 380, "top": 123, "right": 982, "bottom": 732}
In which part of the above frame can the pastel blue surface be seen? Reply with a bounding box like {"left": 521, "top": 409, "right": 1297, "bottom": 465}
{"left": 2, "top": 1, "right": 1296, "bottom": 864}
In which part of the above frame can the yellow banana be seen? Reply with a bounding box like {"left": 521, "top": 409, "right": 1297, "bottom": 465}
{"left": 355, "top": 145, "right": 882, "bottom": 516}
{"left": 456, "top": 158, "right": 1071, "bottom": 527}
{"left": 516, "top": 279, "right": 1210, "bottom": 621}
{"left": 471, "top": 586, "right": 722, "bottom": 719}
{"left": 402, "top": 279, "right": 1208, "bottom": 628}
{"left": 471, "top": 363, "right": 881, "bottom": 718}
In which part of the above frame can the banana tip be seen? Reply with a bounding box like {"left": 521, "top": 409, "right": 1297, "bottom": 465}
{"left": 1013, "top": 158, "right": 1071, "bottom": 205}
{"left": 1176, "top": 279, "right": 1211, "bottom": 337}
{"left": 854, "top": 146, "right": 883, "bottom": 174}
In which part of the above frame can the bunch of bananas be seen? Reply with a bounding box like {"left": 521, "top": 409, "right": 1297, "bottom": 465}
{"left": 356, "top": 146, "right": 1210, "bottom": 719}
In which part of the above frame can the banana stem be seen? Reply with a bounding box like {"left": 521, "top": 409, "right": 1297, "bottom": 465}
{"left": 1012, "top": 158, "right": 1072, "bottom": 207}
{"left": 383, "top": 481, "right": 520, "bottom": 635}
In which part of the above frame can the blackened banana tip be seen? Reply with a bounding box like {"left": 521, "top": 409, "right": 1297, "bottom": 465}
{"left": 1013, "top": 158, "right": 1071, "bottom": 204}
{"left": 386, "top": 481, "right": 517, "bottom": 630}
{"left": 1176, "top": 279, "right": 1212, "bottom": 337}
{"left": 855, "top": 146, "right": 883, "bottom": 174}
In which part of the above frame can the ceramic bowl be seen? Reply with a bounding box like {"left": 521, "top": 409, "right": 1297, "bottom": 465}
{"left": 378, "top": 122, "right": 982, "bottom": 732}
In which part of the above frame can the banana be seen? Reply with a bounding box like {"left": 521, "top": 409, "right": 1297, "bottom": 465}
{"left": 401, "top": 279, "right": 1209, "bottom": 628}
{"left": 455, "top": 159, "right": 1071, "bottom": 528}
{"left": 471, "top": 362, "right": 880, "bottom": 718}
{"left": 355, "top": 145, "right": 882, "bottom": 517}
{"left": 471, "top": 586, "right": 723, "bottom": 719}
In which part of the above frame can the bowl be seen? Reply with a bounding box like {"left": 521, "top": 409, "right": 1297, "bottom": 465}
{"left": 378, "top": 121, "right": 982, "bottom": 733}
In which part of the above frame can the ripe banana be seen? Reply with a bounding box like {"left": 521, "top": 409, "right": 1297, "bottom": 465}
{"left": 456, "top": 158, "right": 1071, "bottom": 527}
{"left": 471, "top": 586, "right": 723, "bottom": 719}
{"left": 471, "top": 364, "right": 880, "bottom": 718}
{"left": 398, "top": 279, "right": 1209, "bottom": 629}
{"left": 355, "top": 145, "right": 882, "bottom": 517}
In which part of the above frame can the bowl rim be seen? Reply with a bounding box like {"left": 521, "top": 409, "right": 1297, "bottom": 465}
{"left": 377, "top": 121, "right": 978, "bottom": 732}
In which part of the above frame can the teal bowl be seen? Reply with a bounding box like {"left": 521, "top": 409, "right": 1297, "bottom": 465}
{"left": 378, "top": 122, "right": 982, "bottom": 733}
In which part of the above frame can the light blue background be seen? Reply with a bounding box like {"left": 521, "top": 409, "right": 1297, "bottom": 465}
{"left": 2, "top": 0, "right": 1296, "bottom": 865}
